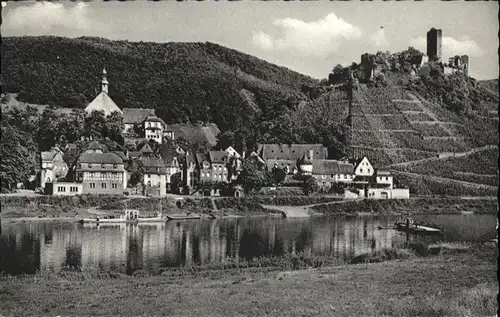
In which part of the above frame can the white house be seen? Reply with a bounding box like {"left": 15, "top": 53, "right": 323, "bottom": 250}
{"left": 143, "top": 116, "right": 166, "bottom": 144}
{"left": 374, "top": 168, "right": 393, "bottom": 189}
{"left": 40, "top": 146, "right": 68, "bottom": 189}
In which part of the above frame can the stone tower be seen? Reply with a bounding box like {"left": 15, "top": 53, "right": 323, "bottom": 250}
{"left": 101, "top": 67, "right": 109, "bottom": 94}
{"left": 427, "top": 28, "right": 442, "bottom": 61}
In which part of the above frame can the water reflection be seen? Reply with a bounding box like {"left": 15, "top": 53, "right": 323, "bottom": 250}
{"left": 0, "top": 214, "right": 496, "bottom": 276}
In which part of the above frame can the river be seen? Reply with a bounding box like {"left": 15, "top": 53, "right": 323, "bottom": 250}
{"left": 0, "top": 214, "right": 496, "bottom": 275}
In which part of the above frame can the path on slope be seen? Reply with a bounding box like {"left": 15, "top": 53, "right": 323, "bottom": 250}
{"left": 385, "top": 144, "right": 496, "bottom": 168}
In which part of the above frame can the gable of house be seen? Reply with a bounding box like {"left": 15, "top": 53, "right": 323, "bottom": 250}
{"left": 354, "top": 157, "right": 374, "bottom": 177}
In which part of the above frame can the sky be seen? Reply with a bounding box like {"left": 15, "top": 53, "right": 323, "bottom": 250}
{"left": 2, "top": 1, "right": 498, "bottom": 80}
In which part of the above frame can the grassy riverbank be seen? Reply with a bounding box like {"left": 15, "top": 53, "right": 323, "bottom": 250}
{"left": 0, "top": 242, "right": 497, "bottom": 316}
{"left": 311, "top": 197, "right": 498, "bottom": 216}
{"left": 0, "top": 195, "right": 497, "bottom": 220}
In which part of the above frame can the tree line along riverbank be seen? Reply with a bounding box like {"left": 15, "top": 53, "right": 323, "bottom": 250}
{"left": 0, "top": 195, "right": 496, "bottom": 219}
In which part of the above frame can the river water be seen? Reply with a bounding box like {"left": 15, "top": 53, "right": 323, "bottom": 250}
{"left": 0, "top": 214, "right": 496, "bottom": 275}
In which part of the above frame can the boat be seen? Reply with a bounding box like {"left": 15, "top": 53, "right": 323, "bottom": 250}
{"left": 80, "top": 209, "right": 166, "bottom": 224}
{"left": 394, "top": 221, "right": 442, "bottom": 234}
{"left": 166, "top": 213, "right": 202, "bottom": 221}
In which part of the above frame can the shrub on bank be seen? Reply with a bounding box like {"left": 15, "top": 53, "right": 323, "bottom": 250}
{"left": 311, "top": 197, "right": 497, "bottom": 215}
{"left": 0, "top": 195, "right": 125, "bottom": 208}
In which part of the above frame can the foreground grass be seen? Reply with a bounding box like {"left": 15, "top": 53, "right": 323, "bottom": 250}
{"left": 0, "top": 243, "right": 497, "bottom": 317}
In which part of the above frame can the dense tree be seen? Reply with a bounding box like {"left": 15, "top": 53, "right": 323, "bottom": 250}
{"left": 272, "top": 167, "right": 286, "bottom": 186}
{"left": 302, "top": 176, "right": 319, "bottom": 196}
{"left": 237, "top": 160, "right": 272, "bottom": 194}
{"left": 0, "top": 124, "right": 38, "bottom": 191}
{"left": 126, "top": 159, "right": 143, "bottom": 188}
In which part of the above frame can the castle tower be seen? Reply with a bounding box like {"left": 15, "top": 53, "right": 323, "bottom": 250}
{"left": 427, "top": 28, "right": 442, "bottom": 61}
{"left": 101, "top": 67, "right": 109, "bottom": 94}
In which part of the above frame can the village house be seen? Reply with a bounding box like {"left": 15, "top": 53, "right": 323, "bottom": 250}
{"left": 143, "top": 115, "right": 166, "bottom": 144}
{"left": 258, "top": 144, "right": 328, "bottom": 162}
{"left": 373, "top": 168, "right": 393, "bottom": 189}
{"left": 158, "top": 142, "right": 182, "bottom": 190}
{"left": 140, "top": 157, "right": 167, "bottom": 197}
{"left": 74, "top": 146, "right": 127, "bottom": 195}
{"left": 40, "top": 146, "right": 68, "bottom": 189}
{"left": 122, "top": 108, "right": 156, "bottom": 135}
{"left": 310, "top": 159, "right": 355, "bottom": 187}
{"left": 84, "top": 68, "right": 123, "bottom": 116}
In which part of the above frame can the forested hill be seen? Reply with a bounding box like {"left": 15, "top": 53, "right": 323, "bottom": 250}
{"left": 2, "top": 36, "right": 320, "bottom": 150}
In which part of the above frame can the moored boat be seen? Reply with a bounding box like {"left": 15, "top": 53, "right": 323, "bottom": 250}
{"left": 80, "top": 209, "right": 166, "bottom": 224}
{"left": 394, "top": 221, "right": 442, "bottom": 234}
{"left": 166, "top": 213, "right": 202, "bottom": 221}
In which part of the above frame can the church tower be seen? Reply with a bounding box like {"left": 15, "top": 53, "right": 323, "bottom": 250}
{"left": 85, "top": 67, "right": 122, "bottom": 116}
{"left": 101, "top": 67, "right": 109, "bottom": 94}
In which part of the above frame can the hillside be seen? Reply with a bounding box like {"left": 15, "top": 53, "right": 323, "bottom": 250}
{"left": 2, "top": 36, "right": 498, "bottom": 195}
{"left": 1, "top": 36, "right": 319, "bottom": 152}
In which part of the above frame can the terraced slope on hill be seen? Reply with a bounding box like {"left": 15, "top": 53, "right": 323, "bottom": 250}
{"left": 341, "top": 82, "right": 498, "bottom": 194}
{"left": 346, "top": 86, "right": 498, "bottom": 167}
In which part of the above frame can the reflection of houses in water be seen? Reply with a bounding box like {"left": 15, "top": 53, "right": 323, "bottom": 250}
{"left": 80, "top": 225, "right": 130, "bottom": 270}
{"left": 2, "top": 216, "right": 423, "bottom": 276}
{"left": 40, "top": 226, "right": 81, "bottom": 270}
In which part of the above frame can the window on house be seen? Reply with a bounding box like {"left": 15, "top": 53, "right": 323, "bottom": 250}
{"left": 360, "top": 168, "right": 363, "bottom": 173}
{"left": 101, "top": 164, "right": 105, "bottom": 169}
{"left": 147, "top": 181, "right": 151, "bottom": 186}
{"left": 368, "top": 168, "right": 371, "bottom": 173}
{"left": 113, "top": 164, "right": 117, "bottom": 169}
{"left": 102, "top": 183, "right": 106, "bottom": 188}
{"left": 90, "top": 183, "right": 96, "bottom": 188}
{"left": 112, "top": 183, "right": 117, "bottom": 189}
{"left": 88, "top": 164, "right": 92, "bottom": 168}
{"left": 386, "top": 177, "right": 389, "bottom": 181}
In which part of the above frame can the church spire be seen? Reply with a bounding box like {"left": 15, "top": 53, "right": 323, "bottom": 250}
{"left": 101, "top": 67, "right": 108, "bottom": 93}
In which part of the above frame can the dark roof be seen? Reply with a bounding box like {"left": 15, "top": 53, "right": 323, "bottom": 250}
{"left": 311, "top": 160, "right": 354, "bottom": 175}
{"left": 376, "top": 168, "right": 391, "bottom": 176}
{"left": 196, "top": 152, "right": 209, "bottom": 166}
{"left": 140, "top": 158, "right": 167, "bottom": 175}
{"left": 167, "top": 124, "right": 220, "bottom": 147}
{"left": 144, "top": 115, "right": 165, "bottom": 125}
{"left": 77, "top": 152, "right": 124, "bottom": 165}
{"left": 258, "top": 144, "right": 328, "bottom": 160}
{"left": 111, "top": 151, "right": 127, "bottom": 161}
{"left": 266, "top": 159, "right": 296, "bottom": 170}
{"left": 123, "top": 108, "right": 155, "bottom": 124}
{"left": 129, "top": 151, "right": 142, "bottom": 159}
{"left": 140, "top": 143, "right": 154, "bottom": 154}
{"left": 208, "top": 151, "right": 227, "bottom": 164}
